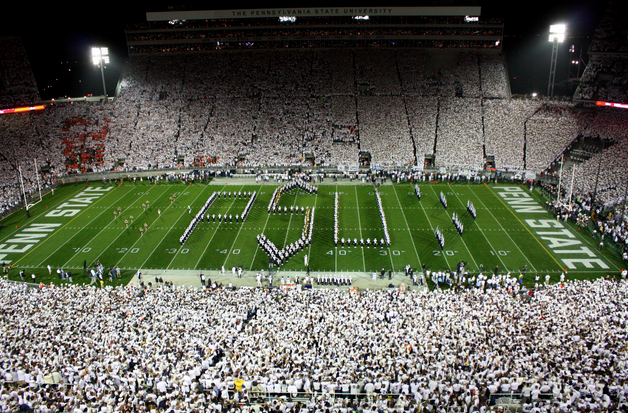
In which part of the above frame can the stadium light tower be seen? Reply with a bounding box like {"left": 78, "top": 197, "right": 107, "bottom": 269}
{"left": 547, "top": 24, "right": 566, "bottom": 98}
{"left": 91, "top": 47, "right": 110, "bottom": 99}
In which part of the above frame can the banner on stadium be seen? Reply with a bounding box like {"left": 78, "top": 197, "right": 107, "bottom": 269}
{"left": 147, "top": 6, "right": 482, "bottom": 21}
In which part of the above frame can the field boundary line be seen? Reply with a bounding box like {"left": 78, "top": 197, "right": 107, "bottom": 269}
{"left": 487, "top": 185, "right": 566, "bottom": 270}
{"left": 0, "top": 185, "right": 88, "bottom": 245}
{"left": 466, "top": 185, "right": 537, "bottom": 272}
{"left": 527, "top": 188, "right": 621, "bottom": 271}
{"left": 13, "top": 185, "right": 125, "bottom": 267}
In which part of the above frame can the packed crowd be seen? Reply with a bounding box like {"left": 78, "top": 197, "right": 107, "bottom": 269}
{"left": 1, "top": 46, "right": 628, "bottom": 215}
{"left": 2, "top": 277, "right": 628, "bottom": 412}
{"left": 542, "top": 183, "right": 628, "bottom": 256}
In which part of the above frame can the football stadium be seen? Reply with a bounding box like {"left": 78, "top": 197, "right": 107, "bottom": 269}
{"left": 0, "top": 3, "right": 628, "bottom": 412}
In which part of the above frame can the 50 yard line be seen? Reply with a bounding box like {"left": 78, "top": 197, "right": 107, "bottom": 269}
{"left": 353, "top": 185, "right": 367, "bottom": 273}
{"left": 281, "top": 189, "right": 300, "bottom": 249}
{"left": 305, "top": 187, "right": 319, "bottom": 271}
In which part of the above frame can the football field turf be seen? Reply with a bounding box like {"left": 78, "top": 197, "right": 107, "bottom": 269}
{"left": 0, "top": 179, "right": 623, "bottom": 288}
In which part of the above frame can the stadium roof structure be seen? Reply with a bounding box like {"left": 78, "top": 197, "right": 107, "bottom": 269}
{"left": 128, "top": 5, "right": 501, "bottom": 54}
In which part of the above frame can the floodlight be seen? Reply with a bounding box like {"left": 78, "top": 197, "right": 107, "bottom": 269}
{"left": 91, "top": 47, "right": 109, "bottom": 65}
{"left": 91, "top": 47, "right": 109, "bottom": 98}
{"left": 549, "top": 24, "right": 566, "bottom": 43}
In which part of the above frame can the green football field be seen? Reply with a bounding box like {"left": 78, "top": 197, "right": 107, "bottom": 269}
{"left": 0, "top": 179, "right": 623, "bottom": 288}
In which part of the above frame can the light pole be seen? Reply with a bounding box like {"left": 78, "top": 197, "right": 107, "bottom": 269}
{"left": 548, "top": 24, "right": 565, "bottom": 98}
{"left": 91, "top": 47, "right": 110, "bottom": 99}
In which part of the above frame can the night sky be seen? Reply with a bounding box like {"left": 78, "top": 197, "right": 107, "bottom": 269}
{"left": 2, "top": 0, "right": 609, "bottom": 101}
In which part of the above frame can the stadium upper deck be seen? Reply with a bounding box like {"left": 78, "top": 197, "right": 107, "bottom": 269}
{"left": 126, "top": 6, "right": 503, "bottom": 54}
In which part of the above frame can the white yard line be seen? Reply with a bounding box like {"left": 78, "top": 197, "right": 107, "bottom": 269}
{"left": 391, "top": 185, "right": 423, "bottom": 269}
{"left": 163, "top": 186, "right": 212, "bottom": 270}
{"left": 108, "top": 187, "right": 173, "bottom": 266}
{"left": 281, "top": 190, "right": 300, "bottom": 249}
{"left": 471, "top": 186, "right": 538, "bottom": 273}
{"left": 305, "top": 189, "right": 319, "bottom": 265}
{"left": 449, "top": 188, "right": 509, "bottom": 272}
{"left": 135, "top": 186, "right": 209, "bottom": 270}
{"left": 417, "top": 187, "right": 452, "bottom": 269}
{"left": 428, "top": 185, "right": 479, "bottom": 270}
{"left": 38, "top": 186, "right": 133, "bottom": 268}
{"left": 222, "top": 185, "right": 254, "bottom": 268}
{"left": 193, "top": 187, "right": 230, "bottom": 270}
{"left": 249, "top": 207, "right": 273, "bottom": 272}
{"left": 353, "top": 186, "right": 367, "bottom": 273}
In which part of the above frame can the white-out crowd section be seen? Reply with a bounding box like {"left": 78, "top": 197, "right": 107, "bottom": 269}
{"left": 2, "top": 6, "right": 628, "bottom": 411}
{"left": 0, "top": 47, "right": 627, "bottom": 214}
{"left": 2, "top": 278, "right": 628, "bottom": 412}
